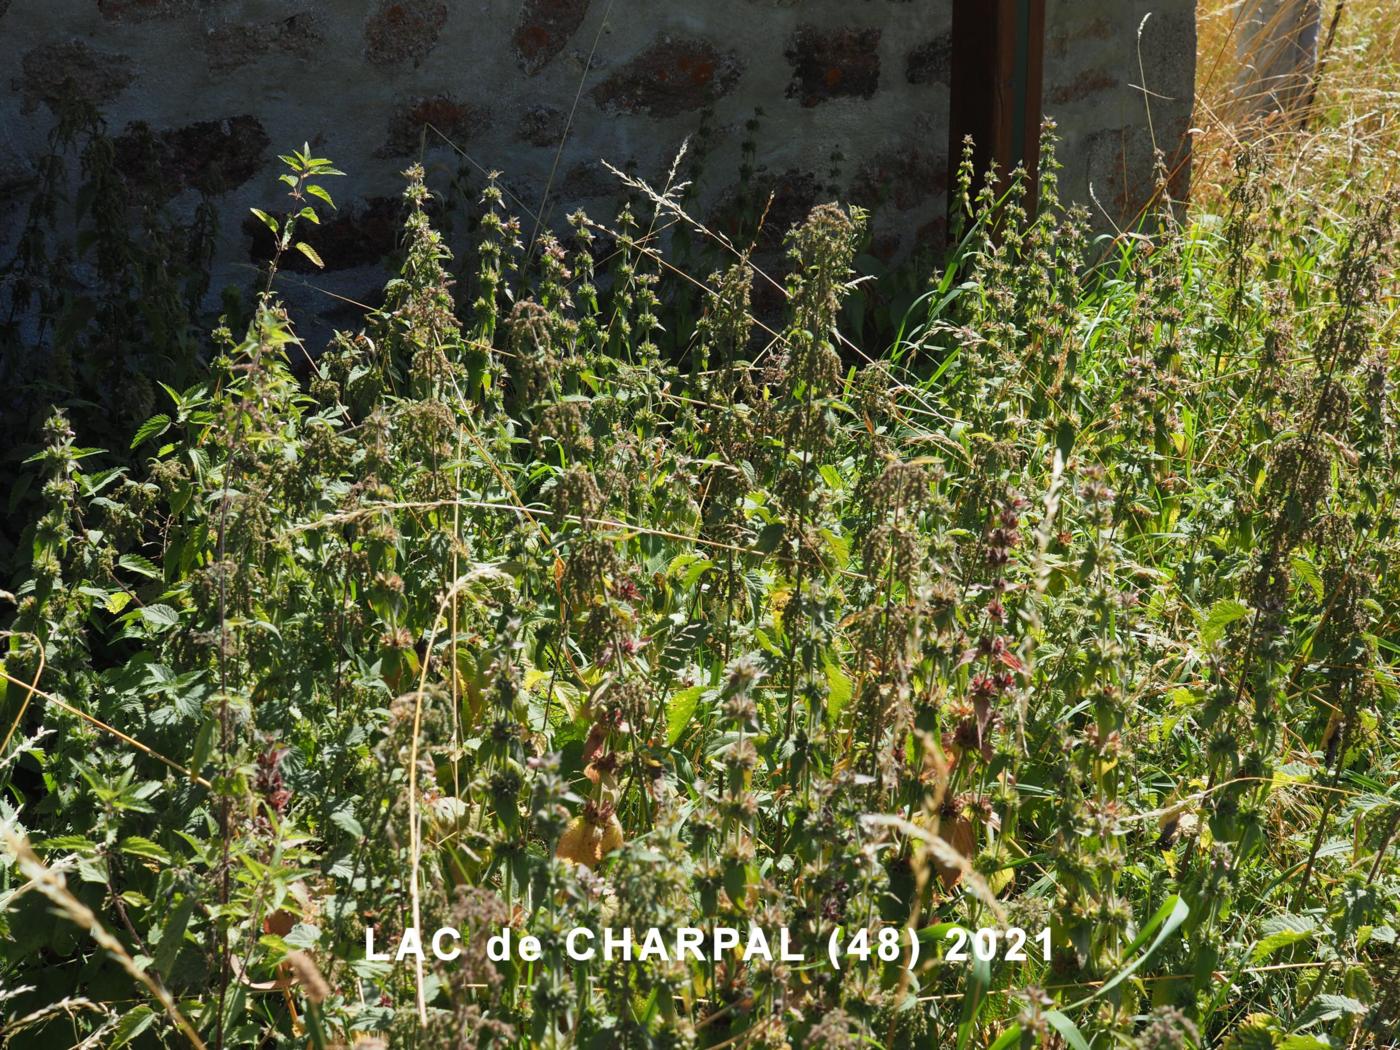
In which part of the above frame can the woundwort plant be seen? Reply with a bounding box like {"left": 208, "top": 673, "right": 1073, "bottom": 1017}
{"left": 2, "top": 127, "right": 1399, "bottom": 1050}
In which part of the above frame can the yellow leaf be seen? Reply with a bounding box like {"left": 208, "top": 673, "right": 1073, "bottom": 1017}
{"left": 555, "top": 814, "right": 625, "bottom": 869}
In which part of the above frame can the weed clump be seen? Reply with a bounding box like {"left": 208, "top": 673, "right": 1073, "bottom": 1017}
{"left": 2, "top": 129, "right": 1400, "bottom": 1050}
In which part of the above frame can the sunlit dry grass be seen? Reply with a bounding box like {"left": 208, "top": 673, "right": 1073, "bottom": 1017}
{"left": 1194, "top": 0, "right": 1400, "bottom": 208}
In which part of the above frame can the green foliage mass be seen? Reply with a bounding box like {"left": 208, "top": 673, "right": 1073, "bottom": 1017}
{"left": 2, "top": 132, "right": 1399, "bottom": 1049}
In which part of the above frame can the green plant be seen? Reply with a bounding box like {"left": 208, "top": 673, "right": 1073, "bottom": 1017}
{"left": 2, "top": 128, "right": 1399, "bottom": 1050}
{"left": 0, "top": 96, "right": 214, "bottom": 577}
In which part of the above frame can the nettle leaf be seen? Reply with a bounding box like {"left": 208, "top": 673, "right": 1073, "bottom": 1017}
{"left": 330, "top": 808, "right": 364, "bottom": 838}
{"left": 666, "top": 685, "right": 706, "bottom": 746}
{"left": 35, "top": 835, "right": 100, "bottom": 854}
{"left": 1225, "top": 1020, "right": 1281, "bottom": 1050}
{"left": 667, "top": 553, "right": 714, "bottom": 589}
{"left": 152, "top": 895, "right": 195, "bottom": 977}
{"left": 659, "top": 620, "right": 707, "bottom": 673}
{"left": 1251, "top": 922, "right": 1314, "bottom": 962}
{"left": 137, "top": 603, "right": 181, "bottom": 631}
{"left": 1260, "top": 913, "right": 1318, "bottom": 937}
{"left": 259, "top": 933, "right": 291, "bottom": 958}
{"left": 1291, "top": 555, "right": 1324, "bottom": 602}
{"left": 754, "top": 522, "right": 784, "bottom": 555}
{"left": 249, "top": 207, "right": 279, "bottom": 234}
{"left": 1295, "top": 993, "right": 1368, "bottom": 1030}
{"left": 1201, "top": 598, "right": 1251, "bottom": 647}
{"left": 818, "top": 527, "right": 849, "bottom": 569}
{"left": 825, "top": 659, "right": 852, "bottom": 722}
{"left": 130, "top": 414, "right": 171, "bottom": 449}
{"left": 119, "top": 836, "right": 172, "bottom": 863}
{"left": 285, "top": 923, "right": 322, "bottom": 949}
{"left": 109, "top": 1005, "right": 156, "bottom": 1049}
{"left": 1365, "top": 923, "right": 1397, "bottom": 945}
{"left": 118, "top": 553, "right": 161, "bottom": 580}
{"left": 295, "top": 241, "right": 325, "bottom": 268}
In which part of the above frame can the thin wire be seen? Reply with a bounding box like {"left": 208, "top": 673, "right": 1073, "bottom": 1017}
{"left": 528, "top": 0, "right": 619, "bottom": 258}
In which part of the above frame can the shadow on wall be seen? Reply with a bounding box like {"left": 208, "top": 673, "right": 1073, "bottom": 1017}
{"left": 2, "top": 0, "right": 1194, "bottom": 325}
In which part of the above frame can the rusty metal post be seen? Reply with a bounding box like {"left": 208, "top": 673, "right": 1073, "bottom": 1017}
{"left": 949, "top": 0, "right": 1047, "bottom": 214}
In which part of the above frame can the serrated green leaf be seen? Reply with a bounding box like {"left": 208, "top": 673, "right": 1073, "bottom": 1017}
{"left": 825, "top": 659, "right": 852, "bottom": 722}
{"left": 1291, "top": 556, "right": 1324, "bottom": 602}
{"left": 285, "top": 922, "right": 321, "bottom": 949}
{"left": 818, "top": 527, "right": 849, "bottom": 568}
{"left": 295, "top": 241, "right": 325, "bottom": 268}
{"left": 130, "top": 414, "right": 171, "bottom": 449}
{"left": 152, "top": 895, "right": 195, "bottom": 977}
{"left": 330, "top": 808, "right": 364, "bottom": 838}
{"left": 249, "top": 207, "right": 279, "bottom": 234}
{"left": 138, "top": 604, "right": 180, "bottom": 630}
{"left": 110, "top": 1005, "right": 156, "bottom": 1048}
{"left": 1202, "top": 598, "right": 1251, "bottom": 646}
{"left": 35, "top": 835, "right": 99, "bottom": 854}
{"left": 119, "top": 836, "right": 171, "bottom": 863}
{"left": 118, "top": 553, "right": 161, "bottom": 579}
{"left": 667, "top": 685, "right": 705, "bottom": 746}
{"left": 305, "top": 183, "right": 336, "bottom": 208}
{"left": 1251, "top": 924, "right": 1314, "bottom": 963}
{"left": 1223, "top": 1018, "right": 1281, "bottom": 1050}
{"left": 667, "top": 554, "right": 714, "bottom": 589}
{"left": 1304, "top": 993, "right": 1368, "bottom": 1022}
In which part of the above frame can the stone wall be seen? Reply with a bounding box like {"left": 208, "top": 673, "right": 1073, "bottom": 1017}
{"left": 1, "top": 1, "right": 1194, "bottom": 323}
{"left": 1045, "top": 0, "right": 1197, "bottom": 225}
